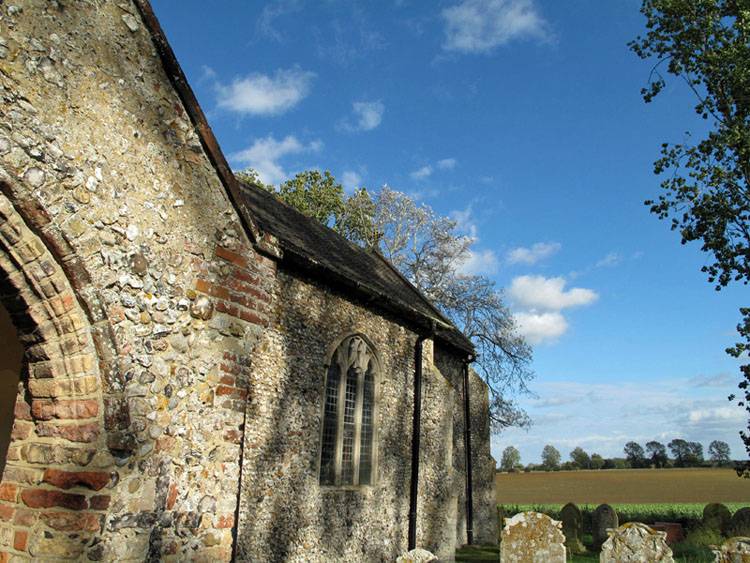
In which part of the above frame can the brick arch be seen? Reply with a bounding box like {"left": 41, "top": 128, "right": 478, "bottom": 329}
{"left": 0, "top": 193, "right": 110, "bottom": 561}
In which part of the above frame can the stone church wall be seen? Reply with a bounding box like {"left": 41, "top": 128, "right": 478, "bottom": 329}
{"left": 235, "top": 268, "right": 494, "bottom": 562}
{"left": 0, "top": 1, "right": 497, "bottom": 561}
{"left": 433, "top": 347, "right": 499, "bottom": 548}
{"left": 0, "top": 2, "right": 270, "bottom": 559}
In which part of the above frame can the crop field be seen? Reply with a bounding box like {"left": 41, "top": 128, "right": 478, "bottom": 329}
{"left": 495, "top": 468, "right": 750, "bottom": 505}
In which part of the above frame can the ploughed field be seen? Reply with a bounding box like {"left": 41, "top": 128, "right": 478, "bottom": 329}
{"left": 495, "top": 468, "right": 750, "bottom": 504}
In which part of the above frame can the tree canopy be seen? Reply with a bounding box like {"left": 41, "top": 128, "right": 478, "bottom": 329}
{"left": 630, "top": 0, "right": 750, "bottom": 472}
{"left": 542, "top": 444, "right": 561, "bottom": 470}
{"left": 624, "top": 441, "right": 647, "bottom": 468}
{"left": 500, "top": 446, "right": 522, "bottom": 472}
{"left": 237, "top": 168, "right": 533, "bottom": 431}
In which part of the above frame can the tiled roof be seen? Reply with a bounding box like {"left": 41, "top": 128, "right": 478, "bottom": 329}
{"left": 238, "top": 181, "right": 474, "bottom": 355}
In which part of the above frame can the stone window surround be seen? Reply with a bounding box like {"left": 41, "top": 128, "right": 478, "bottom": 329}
{"left": 318, "top": 332, "right": 382, "bottom": 489}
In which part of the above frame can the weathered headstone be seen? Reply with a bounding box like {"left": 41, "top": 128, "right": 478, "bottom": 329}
{"left": 730, "top": 507, "right": 750, "bottom": 537}
{"left": 593, "top": 504, "right": 619, "bottom": 550}
{"left": 500, "top": 511, "right": 566, "bottom": 563}
{"left": 704, "top": 503, "right": 732, "bottom": 534}
{"left": 651, "top": 522, "right": 684, "bottom": 545}
{"left": 560, "top": 502, "right": 586, "bottom": 554}
{"left": 600, "top": 522, "right": 674, "bottom": 563}
{"left": 395, "top": 548, "right": 438, "bottom": 563}
{"left": 711, "top": 536, "right": 750, "bottom": 562}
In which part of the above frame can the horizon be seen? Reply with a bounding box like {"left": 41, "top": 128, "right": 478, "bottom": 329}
{"left": 150, "top": 0, "right": 747, "bottom": 464}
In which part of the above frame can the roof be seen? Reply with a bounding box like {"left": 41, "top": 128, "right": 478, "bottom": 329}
{"left": 237, "top": 182, "right": 475, "bottom": 355}
{"left": 132, "top": 0, "right": 473, "bottom": 356}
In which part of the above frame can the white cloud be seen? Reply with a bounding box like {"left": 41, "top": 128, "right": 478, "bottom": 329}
{"left": 507, "top": 241, "right": 561, "bottom": 265}
{"left": 354, "top": 101, "right": 384, "bottom": 130}
{"left": 595, "top": 252, "right": 622, "bottom": 268}
{"left": 411, "top": 158, "right": 458, "bottom": 180}
{"left": 340, "top": 101, "right": 385, "bottom": 132}
{"left": 216, "top": 67, "right": 315, "bottom": 116}
{"left": 458, "top": 249, "right": 499, "bottom": 276}
{"left": 688, "top": 406, "right": 744, "bottom": 424}
{"left": 442, "top": 0, "right": 550, "bottom": 54}
{"left": 509, "top": 275, "right": 598, "bottom": 311}
{"left": 230, "top": 135, "right": 322, "bottom": 185}
{"left": 410, "top": 165, "right": 433, "bottom": 181}
{"left": 450, "top": 206, "right": 478, "bottom": 238}
{"left": 689, "top": 373, "right": 734, "bottom": 388}
{"left": 257, "top": 0, "right": 304, "bottom": 42}
{"left": 513, "top": 311, "right": 567, "bottom": 345}
{"left": 341, "top": 170, "right": 362, "bottom": 192}
{"left": 495, "top": 378, "right": 746, "bottom": 464}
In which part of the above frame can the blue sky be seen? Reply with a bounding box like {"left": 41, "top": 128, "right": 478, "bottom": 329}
{"left": 151, "top": 0, "right": 747, "bottom": 466}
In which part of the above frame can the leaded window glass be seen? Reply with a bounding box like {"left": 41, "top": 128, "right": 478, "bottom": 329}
{"left": 319, "top": 335, "right": 378, "bottom": 486}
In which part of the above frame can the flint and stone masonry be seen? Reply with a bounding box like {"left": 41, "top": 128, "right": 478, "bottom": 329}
{"left": 0, "top": 1, "right": 497, "bottom": 561}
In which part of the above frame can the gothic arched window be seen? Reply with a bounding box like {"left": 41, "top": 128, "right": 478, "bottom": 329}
{"left": 319, "top": 335, "right": 378, "bottom": 486}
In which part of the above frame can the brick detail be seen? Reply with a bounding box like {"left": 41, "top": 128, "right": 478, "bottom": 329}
{"left": 13, "top": 530, "right": 27, "bottom": 551}
{"left": 20, "top": 489, "right": 87, "bottom": 510}
{"left": 88, "top": 495, "right": 110, "bottom": 510}
{"left": 31, "top": 399, "right": 99, "bottom": 420}
{"left": 36, "top": 421, "right": 100, "bottom": 443}
{"left": 41, "top": 511, "right": 102, "bottom": 532}
{"left": 42, "top": 469, "right": 110, "bottom": 491}
{"left": 0, "top": 486, "right": 16, "bottom": 504}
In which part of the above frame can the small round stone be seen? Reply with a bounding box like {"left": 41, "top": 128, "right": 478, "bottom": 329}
{"left": 23, "top": 166, "right": 45, "bottom": 187}
{"left": 190, "top": 295, "right": 213, "bottom": 320}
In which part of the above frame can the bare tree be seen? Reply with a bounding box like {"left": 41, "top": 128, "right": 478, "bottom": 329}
{"left": 367, "top": 187, "right": 533, "bottom": 430}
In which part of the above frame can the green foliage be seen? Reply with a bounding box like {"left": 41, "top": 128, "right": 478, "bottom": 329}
{"left": 624, "top": 441, "right": 647, "bottom": 468}
{"left": 590, "top": 453, "right": 606, "bottom": 470}
{"left": 630, "top": 0, "right": 750, "bottom": 467}
{"left": 570, "top": 447, "right": 592, "bottom": 469}
{"left": 708, "top": 440, "right": 732, "bottom": 465}
{"left": 276, "top": 170, "right": 347, "bottom": 228}
{"left": 542, "top": 444, "right": 561, "bottom": 470}
{"left": 682, "top": 524, "right": 724, "bottom": 549}
{"left": 500, "top": 446, "right": 522, "bottom": 472}
{"left": 647, "top": 440, "right": 670, "bottom": 468}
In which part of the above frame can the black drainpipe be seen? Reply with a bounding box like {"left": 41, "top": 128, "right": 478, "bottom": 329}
{"left": 407, "top": 334, "right": 428, "bottom": 551}
{"left": 463, "top": 357, "right": 475, "bottom": 546}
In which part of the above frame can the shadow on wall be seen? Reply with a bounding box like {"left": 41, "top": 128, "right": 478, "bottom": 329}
{"left": 0, "top": 301, "right": 23, "bottom": 477}
{"left": 238, "top": 273, "right": 415, "bottom": 560}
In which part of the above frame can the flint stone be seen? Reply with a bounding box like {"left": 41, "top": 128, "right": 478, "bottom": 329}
{"left": 593, "top": 504, "right": 619, "bottom": 550}
{"left": 704, "top": 503, "right": 732, "bottom": 534}
{"left": 395, "top": 548, "right": 438, "bottom": 563}
{"left": 500, "top": 511, "right": 566, "bottom": 563}
{"left": 711, "top": 536, "right": 750, "bottom": 562}
{"left": 560, "top": 502, "right": 586, "bottom": 554}
{"left": 600, "top": 522, "right": 673, "bottom": 563}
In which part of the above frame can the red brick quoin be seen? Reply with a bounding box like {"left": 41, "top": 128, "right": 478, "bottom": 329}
{"left": 0, "top": 193, "right": 109, "bottom": 559}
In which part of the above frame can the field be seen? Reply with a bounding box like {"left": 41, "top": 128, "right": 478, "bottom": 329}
{"left": 495, "top": 467, "right": 750, "bottom": 504}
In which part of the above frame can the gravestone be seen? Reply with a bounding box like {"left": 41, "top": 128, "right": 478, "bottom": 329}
{"left": 711, "top": 537, "right": 750, "bottom": 562}
{"left": 600, "top": 522, "right": 674, "bottom": 563}
{"left": 651, "top": 522, "right": 684, "bottom": 545}
{"left": 500, "top": 511, "right": 566, "bottom": 563}
{"left": 730, "top": 507, "right": 750, "bottom": 537}
{"left": 560, "top": 502, "right": 586, "bottom": 554}
{"left": 593, "top": 504, "right": 619, "bottom": 550}
{"left": 703, "top": 503, "right": 732, "bottom": 534}
{"left": 395, "top": 548, "right": 438, "bottom": 563}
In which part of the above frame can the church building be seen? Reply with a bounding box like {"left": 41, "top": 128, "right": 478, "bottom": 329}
{"left": 0, "top": 1, "right": 497, "bottom": 560}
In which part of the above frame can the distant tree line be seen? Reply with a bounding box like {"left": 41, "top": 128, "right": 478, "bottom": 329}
{"left": 499, "top": 439, "right": 733, "bottom": 472}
